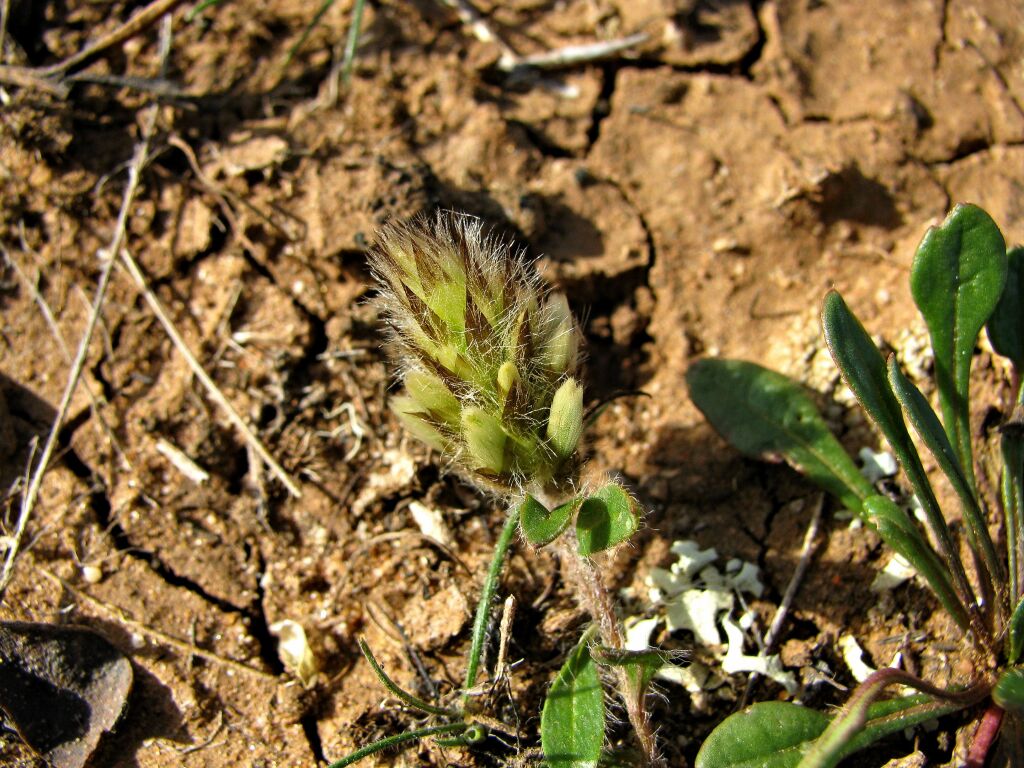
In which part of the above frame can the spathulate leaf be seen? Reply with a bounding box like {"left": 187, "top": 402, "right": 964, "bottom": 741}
{"left": 695, "top": 701, "right": 829, "bottom": 768}
{"left": 993, "top": 667, "right": 1024, "bottom": 716}
{"left": 519, "top": 494, "right": 578, "bottom": 547}
{"left": 988, "top": 246, "right": 1024, "bottom": 369}
{"left": 541, "top": 634, "right": 605, "bottom": 768}
{"left": 821, "top": 291, "right": 971, "bottom": 606}
{"left": 886, "top": 357, "right": 1002, "bottom": 590}
{"left": 575, "top": 482, "right": 641, "bottom": 556}
{"left": 686, "top": 358, "right": 873, "bottom": 512}
{"left": 696, "top": 696, "right": 963, "bottom": 768}
{"left": 910, "top": 203, "right": 1007, "bottom": 487}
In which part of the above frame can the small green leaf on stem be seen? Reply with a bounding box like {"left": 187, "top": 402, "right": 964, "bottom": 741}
{"left": 686, "top": 359, "right": 874, "bottom": 512}
{"left": 911, "top": 203, "right": 1007, "bottom": 488}
{"left": 541, "top": 631, "right": 605, "bottom": 768}
{"left": 576, "top": 482, "right": 640, "bottom": 556}
{"left": 520, "top": 494, "right": 580, "bottom": 546}
{"left": 591, "top": 646, "right": 671, "bottom": 693}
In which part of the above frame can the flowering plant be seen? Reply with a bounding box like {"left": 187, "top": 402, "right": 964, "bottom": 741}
{"left": 338, "top": 213, "right": 665, "bottom": 767}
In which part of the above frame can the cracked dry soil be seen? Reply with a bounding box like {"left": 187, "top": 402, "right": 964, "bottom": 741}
{"left": 1, "top": 0, "right": 1024, "bottom": 766}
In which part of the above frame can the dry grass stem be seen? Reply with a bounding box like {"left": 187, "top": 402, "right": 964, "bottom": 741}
{"left": 500, "top": 32, "right": 649, "bottom": 72}
{"left": 115, "top": 247, "right": 302, "bottom": 498}
{"left": 40, "top": 0, "right": 188, "bottom": 78}
{"left": 5, "top": 249, "right": 130, "bottom": 470}
{"left": 0, "top": 73, "right": 163, "bottom": 602}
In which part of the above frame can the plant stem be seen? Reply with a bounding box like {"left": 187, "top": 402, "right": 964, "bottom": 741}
{"left": 327, "top": 722, "right": 468, "bottom": 768}
{"left": 798, "top": 668, "right": 990, "bottom": 768}
{"left": 462, "top": 505, "right": 520, "bottom": 706}
{"left": 552, "top": 529, "right": 661, "bottom": 766}
{"left": 341, "top": 0, "right": 366, "bottom": 84}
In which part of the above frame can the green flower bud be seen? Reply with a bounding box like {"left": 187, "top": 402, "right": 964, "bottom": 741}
{"left": 462, "top": 407, "right": 508, "bottom": 474}
{"left": 371, "top": 212, "right": 583, "bottom": 490}
{"left": 538, "top": 293, "right": 579, "bottom": 374}
{"left": 497, "top": 361, "right": 519, "bottom": 394}
{"left": 547, "top": 377, "right": 584, "bottom": 460}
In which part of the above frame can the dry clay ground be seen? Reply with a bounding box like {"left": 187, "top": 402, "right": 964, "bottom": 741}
{"left": 2, "top": 0, "right": 1024, "bottom": 766}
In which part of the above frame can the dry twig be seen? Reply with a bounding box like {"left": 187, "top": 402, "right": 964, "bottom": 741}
{"left": 115, "top": 249, "right": 303, "bottom": 498}
{"left": 4, "top": 249, "right": 131, "bottom": 473}
{"left": 0, "top": 0, "right": 191, "bottom": 96}
{"left": 0, "top": 19, "right": 169, "bottom": 601}
{"left": 740, "top": 493, "right": 825, "bottom": 705}
{"left": 439, "top": 0, "right": 647, "bottom": 73}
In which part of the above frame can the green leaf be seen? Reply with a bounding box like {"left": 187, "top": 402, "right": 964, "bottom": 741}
{"left": 695, "top": 701, "right": 828, "bottom": 768}
{"left": 576, "top": 483, "right": 641, "bottom": 556}
{"left": 994, "top": 667, "right": 1024, "bottom": 716}
{"left": 822, "top": 291, "right": 972, "bottom": 610}
{"left": 357, "top": 638, "right": 458, "bottom": 718}
{"left": 886, "top": 357, "right": 1002, "bottom": 591}
{"left": 910, "top": 203, "right": 1007, "bottom": 488}
{"left": 696, "top": 696, "right": 965, "bottom": 768}
{"left": 519, "top": 494, "right": 579, "bottom": 547}
{"left": 686, "top": 359, "right": 873, "bottom": 512}
{"left": 988, "top": 246, "right": 1024, "bottom": 369}
{"left": 590, "top": 646, "right": 670, "bottom": 693}
{"left": 862, "top": 496, "right": 969, "bottom": 631}
{"left": 541, "top": 633, "right": 605, "bottom": 768}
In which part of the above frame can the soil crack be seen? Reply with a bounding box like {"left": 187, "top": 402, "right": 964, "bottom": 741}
{"left": 585, "top": 64, "right": 617, "bottom": 150}
{"left": 56, "top": 430, "right": 283, "bottom": 674}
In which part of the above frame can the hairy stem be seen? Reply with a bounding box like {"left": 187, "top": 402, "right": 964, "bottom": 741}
{"left": 552, "top": 530, "right": 662, "bottom": 766}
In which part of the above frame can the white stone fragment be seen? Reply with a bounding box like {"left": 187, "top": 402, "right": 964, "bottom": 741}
{"left": 871, "top": 553, "right": 916, "bottom": 592}
{"left": 408, "top": 501, "right": 454, "bottom": 547}
{"left": 669, "top": 540, "right": 719, "bottom": 578}
{"left": 859, "top": 448, "right": 898, "bottom": 483}
{"left": 840, "top": 634, "right": 875, "bottom": 683}
{"left": 665, "top": 587, "right": 734, "bottom": 646}
{"left": 721, "top": 616, "right": 797, "bottom": 693}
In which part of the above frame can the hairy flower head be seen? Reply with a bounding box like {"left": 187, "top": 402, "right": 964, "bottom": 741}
{"left": 372, "top": 212, "right": 583, "bottom": 491}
